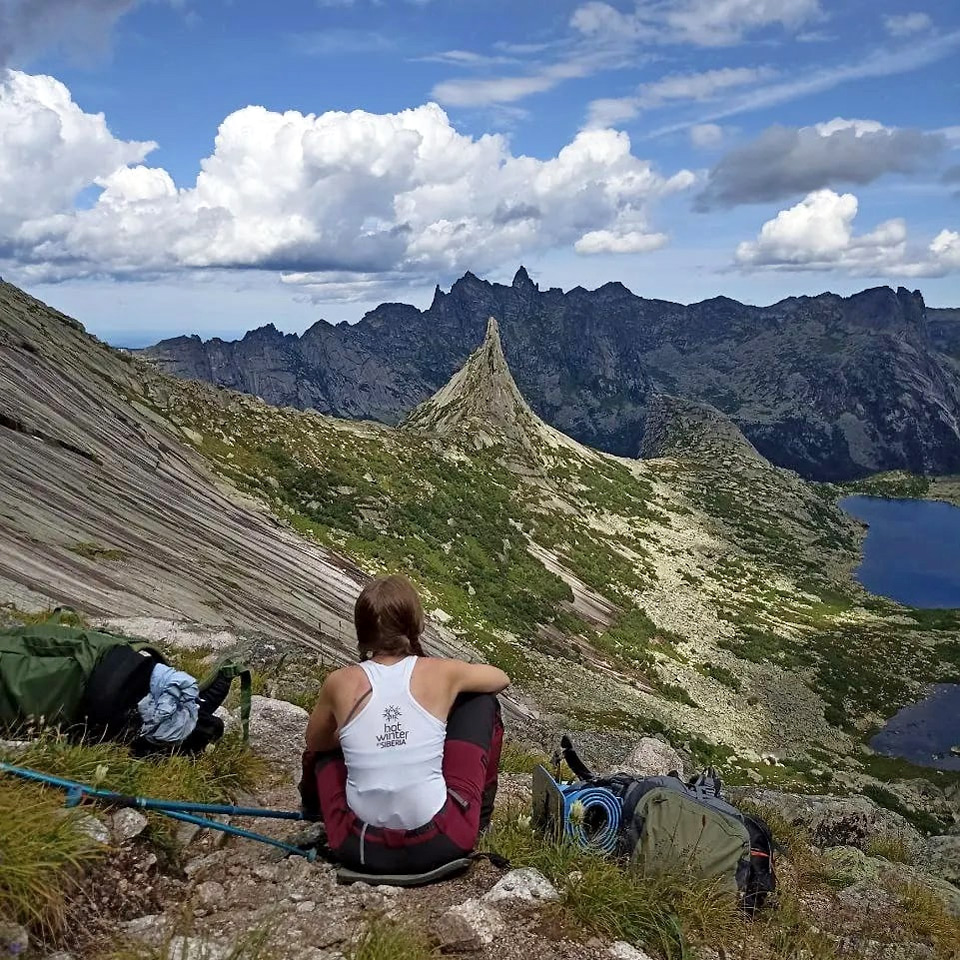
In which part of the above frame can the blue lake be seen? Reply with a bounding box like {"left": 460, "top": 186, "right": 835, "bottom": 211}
{"left": 869, "top": 684, "right": 960, "bottom": 771}
{"left": 840, "top": 495, "right": 960, "bottom": 609}
{"left": 840, "top": 496, "right": 960, "bottom": 769}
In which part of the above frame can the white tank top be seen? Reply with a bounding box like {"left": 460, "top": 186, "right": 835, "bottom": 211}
{"left": 339, "top": 657, "right": 447, "bottom": 830}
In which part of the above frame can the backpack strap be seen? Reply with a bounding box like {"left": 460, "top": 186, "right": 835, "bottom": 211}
{"left": 198, "top": 659, "right": 252, "bottom": 742}
{"left": 560, "top": 735, "right": 595, "bottom": 781}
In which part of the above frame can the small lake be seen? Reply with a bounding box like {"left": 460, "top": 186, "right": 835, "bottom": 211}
{"left": 841, "top": 495, "right": 960, "bottom": 769}
{"left": 870, "top": 684, "right": 960, "bottom": 771}
{"left": 840, "top": 495, "right": 960, "bottom": 609}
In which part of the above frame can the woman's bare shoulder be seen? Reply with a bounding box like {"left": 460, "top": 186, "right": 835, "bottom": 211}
{"left": 323, "top": 663, "right": 366, "bottom": 690}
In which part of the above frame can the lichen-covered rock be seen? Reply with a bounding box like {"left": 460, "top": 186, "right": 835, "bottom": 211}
{"left": 482, "top": 868, "right": 560, "bottom": 906}
{"left": 112, "top": 809, "right": 149, "bottom": 844}
{"left": 620, "top": 738, "right": 686, "bottom": 778}
{"left": 735, "top": 789, "right": 923, "bottom": 850}
{"left": 924, "top": 835, "right": 960, "bottom": 885}
{"left": 827, "top": 846, "right": 960, "bottom": 918}
{"left": 432, "top": 899, "right": 504, "bottom": 952}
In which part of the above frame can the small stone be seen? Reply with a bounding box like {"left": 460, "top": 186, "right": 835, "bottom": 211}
{"left": 112, "top": 809, "right": 149, "bottom": 844}
{"left": 0, "top": 923, "right": 29, "bottom": 956}
{"left": 75, "top": 813, "right": 111, "bottom": 845}
{"left": 252, "top": 863, "right": 280, "bottom": 882}
{"left": 122, "top": 915, "right": 169, "bottom": 946}
{"left": 482, "top": 868, "right": 560, "bottom": 906}
{"left": 432, "top": 899, "right": 504, "bottom": 952}
{"left": 184, "top": 851, "right": 228, "bottom": 879}
{"left": 296, "top": 901, "right": 316, "bottom": 913}
{"left": 177, "top": 821, "right": 202, "bottom": 847}
{"left": 609, "top": 943, "right": 656, "bottom": 960}
{"left": 195, "top": 881, "right": 225, "bottom": 908}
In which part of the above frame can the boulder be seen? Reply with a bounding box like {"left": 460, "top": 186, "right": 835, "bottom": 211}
{"left": 620, "top": 738, "right": 686, "bottom": 779}
{"left": 242, "top": 696, "right": 310, "bottom": 776}
{"left": 481, "top": 868, "right": 560, "bottom": 906}
{"left": 432, "top": 899, "right": 504, "bottom": 952}
{"left": 824, "top": 846, "right": 884, "bottom": 885}
{"left": 112, "top": 809, "right": 149, "bottom": 844}
{"left": 734, "top": 789, "right": 922, "bottom": 850}
{"left": 826, "top": 847, "right": 960, "bottom": 919}
{"left": 924, "top": 835, "right": 960, "bottom": 885}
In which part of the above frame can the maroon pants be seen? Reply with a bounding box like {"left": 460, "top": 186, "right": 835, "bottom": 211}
{"left": 302, "top": 693, "right": 503, "bottom": 874}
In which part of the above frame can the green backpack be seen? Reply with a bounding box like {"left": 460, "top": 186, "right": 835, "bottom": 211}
{"left": 0, "top": 621, "right": 156, "bottom": 732}
{"left": 0, "top": 617, "right": 252, "bottom": 747}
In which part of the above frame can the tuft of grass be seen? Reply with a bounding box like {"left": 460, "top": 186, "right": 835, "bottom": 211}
{"left": 347, "top": 917, "right": 436, "bottom": 960}
{"left": 886, "top": 880, "right": 960, "bottom": 958}
{"left": 4, "top": 605, "right": 88, "bottom": 628}
{"left": 498, "top": 738, "right": 551, "bottom": 775}
{"left": 69, "top": 541, "right": 127, "bottom": 562}
{"left": 0, "top": 778, "right": 104, "bottom": 930}
{"left": 8, "top": 732, "right": 265, "bottom": 849}
{"left": 864, "top": 834, "right": 912, "bottom": 864}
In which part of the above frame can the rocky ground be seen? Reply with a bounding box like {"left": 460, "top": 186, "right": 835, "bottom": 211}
{"left": 3, "top": 672, "right": 959, "bottom": 960}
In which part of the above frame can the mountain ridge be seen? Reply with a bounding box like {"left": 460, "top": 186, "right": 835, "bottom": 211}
{"left": 139, "top": 268, "right": 960, "bottom": 481}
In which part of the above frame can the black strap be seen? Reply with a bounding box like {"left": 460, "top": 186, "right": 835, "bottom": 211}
{"left": 560, "top": 735, "right": 595, "bottom": 781}
{"left": 469, "top": 851, "right": 511, "bottom": 870}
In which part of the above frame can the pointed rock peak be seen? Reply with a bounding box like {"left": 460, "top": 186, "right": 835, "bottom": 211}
{"left": 402, "top": 316, "right": 584, "bottom": 458}
{"left": 512, "top": 266, "right": 537, "bottom": 292}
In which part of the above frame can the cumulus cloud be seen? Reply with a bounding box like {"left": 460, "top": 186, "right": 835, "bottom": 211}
{"left": 0, "top": 71, "right": 155, "bottom": 230}
{"left": 735, "top": 189, "right": 959, "bottom": 277}
{"left": 0, "top": 70, "right": 695, "bottom": 286}
{"left": 696, "top": 118, "right": 944, "bottom": 209}
{"left": 575, "top": 229, "right": 668, "bottom": 254}
{"left": 572, "top": 0, "right": 821, "bottom": 48}
{"left": 587, "top": 66, "right": 773, "bottom": 127}
{"left": 883, "top": 11, "right": 932, "bottom": 37}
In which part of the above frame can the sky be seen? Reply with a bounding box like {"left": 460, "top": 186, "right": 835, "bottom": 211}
{"left": 0, "top": 0, "right": 958, "bottom": 346}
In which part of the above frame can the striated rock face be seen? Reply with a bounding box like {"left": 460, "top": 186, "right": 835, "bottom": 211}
{"left": 140, "top": 269, "right": 960, "bottom": 481}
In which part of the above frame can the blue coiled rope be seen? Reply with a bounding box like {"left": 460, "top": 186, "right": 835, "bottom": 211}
{"left": 561, "top": 785, "right": 621, "bottom": 853}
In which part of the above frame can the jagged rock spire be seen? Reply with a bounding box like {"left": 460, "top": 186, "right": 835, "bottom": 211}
{"left": 402, "top": 317, "right": 584, "bottom": 456}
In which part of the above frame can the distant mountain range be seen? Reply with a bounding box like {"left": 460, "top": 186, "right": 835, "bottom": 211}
{"left": 139, "top": 268, "right": 960, "bottom": 482}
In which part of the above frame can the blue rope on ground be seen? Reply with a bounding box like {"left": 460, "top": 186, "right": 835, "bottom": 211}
{"left": 0, "top": 761, "right": 314, "bottom": 861}
{"left": 562, "top": 785, "right": 621, "bottom": 853}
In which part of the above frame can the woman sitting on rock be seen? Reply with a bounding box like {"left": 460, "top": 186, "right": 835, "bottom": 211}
{"left": 299, "top": 574, "right": 509, "bottom": 875}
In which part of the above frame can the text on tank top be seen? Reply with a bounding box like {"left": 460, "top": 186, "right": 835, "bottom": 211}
{"left": 338, "top": 656, "right": 448, "bottom": 830}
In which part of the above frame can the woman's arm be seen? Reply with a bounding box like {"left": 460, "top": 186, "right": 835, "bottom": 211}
{"left": 305, "top": 679, "right": 340, "bottom": 753}
{"left": 450, "top": 661, "right": 511, "bottom": 695}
